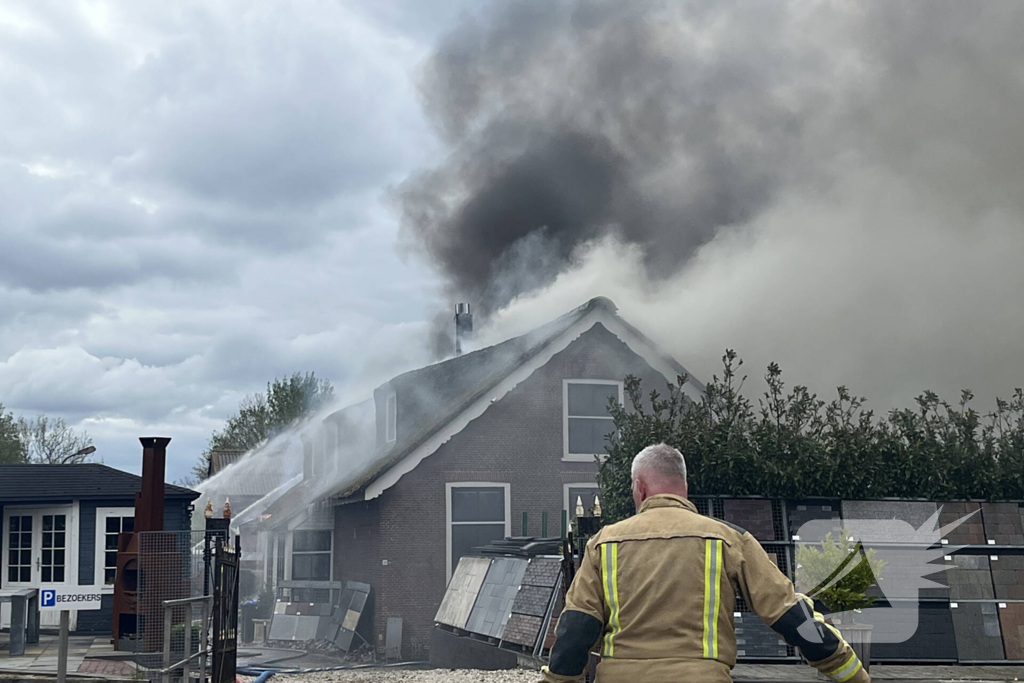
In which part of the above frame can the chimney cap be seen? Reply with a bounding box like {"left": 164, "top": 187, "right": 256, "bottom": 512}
{"left": 455, "top": 303, "right": 471, "bottom": 315}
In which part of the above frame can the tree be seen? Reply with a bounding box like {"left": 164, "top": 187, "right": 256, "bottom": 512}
{"left": 0, "top": 403, "right": 26, "bottom": 464}
{"left": 185, "top": 372, "right": 334, "bottom": 485}
{"left": 598, "top": 351, "right": 1024, "bottom": 526}
{"left": 17, "top": 415, "right": 95, "bottom": 464}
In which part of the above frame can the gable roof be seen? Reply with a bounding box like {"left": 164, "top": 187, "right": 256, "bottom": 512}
{"left": 255, "top": 399, "right": 377, "bottom": 530}
{"left": 330, "top": 296, "right": 703, "bottom": 504}
{"left": 0, "top": 464, "right": 199, "bottom": 503}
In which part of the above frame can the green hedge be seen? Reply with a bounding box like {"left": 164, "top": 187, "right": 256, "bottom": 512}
{"left": 598, "top": 350, "right": 1024, "bottom": 525}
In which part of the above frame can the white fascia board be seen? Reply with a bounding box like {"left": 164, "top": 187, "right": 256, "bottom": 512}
{"left": 597, "top": 316, "right": 704, "bottom": 401}
{"left": 363, "top": 309, "right": 701, "bottom": 500}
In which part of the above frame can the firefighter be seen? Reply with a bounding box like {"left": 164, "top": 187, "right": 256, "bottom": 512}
{"left": 540, "top": 443, "right": 870, "bottom": 683}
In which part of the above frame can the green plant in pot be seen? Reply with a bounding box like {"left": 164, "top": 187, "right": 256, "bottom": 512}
{"left": 795, "top": 528, "right": 886, "bottom": 624}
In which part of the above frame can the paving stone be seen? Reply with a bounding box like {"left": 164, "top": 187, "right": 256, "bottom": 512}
{"left": 873, "top": 603, "right": 958, "bottom": 661}
{"left": 952, "top": 602, "right": 1005, "bottom": 662}
{"left": 982, "top": 504, "right": 1024, "bottom": 545}
{"left": 522, "top": 557, "right": 561, "bottom": 588}
{"left": 510, "top": 585, "right": 553, "bottom": 618}
{"left": 999, "top": 603, "right": 1024, "bottom": 661}
{"left": 724, "top": 499, "right": 777, "bottom": 541}
{"left": 787, "top": 500, "right": 842, "bottom": 542}
{"left": 501, "top": 613, "right": 544, "bottom": 648}
{"left": 842, "top": 501, "right": 940, "bottom": 538}
{"left": 947, "top": 555, "right": 995, "bottom": 600}
{"left": 940, "top": 502, "right": 985, "bottom": 545}
{"left": 465, "top": 557, "right": 528, "bottom": 639}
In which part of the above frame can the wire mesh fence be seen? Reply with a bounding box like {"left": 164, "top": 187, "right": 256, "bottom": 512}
{"left": 134, "top": 529, "right": 229, "bottom": 681}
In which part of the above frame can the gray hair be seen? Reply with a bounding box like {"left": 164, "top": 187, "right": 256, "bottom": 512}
{"left": 631, "top": 443, "right": 687, "bottom": 483}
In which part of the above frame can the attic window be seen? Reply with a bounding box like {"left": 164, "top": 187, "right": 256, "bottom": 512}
{"left": 385, "top": 392, "right": 397, "bottom": 443}
{"left": 563, "top": 380, "right": 622, "bottom": 462}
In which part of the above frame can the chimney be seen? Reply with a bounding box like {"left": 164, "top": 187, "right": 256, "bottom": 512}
{"left": 137, "top": 437, "right": 170, "bottom": 533}
{"left": 454, "top": 303, "right": 473, "bottom": 356}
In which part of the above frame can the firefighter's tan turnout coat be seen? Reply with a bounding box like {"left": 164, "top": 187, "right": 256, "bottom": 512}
{"left": 539, "top": 494, "right": 870, "bottom": 683}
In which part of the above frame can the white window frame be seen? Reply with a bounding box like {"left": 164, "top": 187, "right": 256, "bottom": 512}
{"left": 288, "top": 529, "right": 333, "bottom": 582}
{"left": 1, "top": 503, "right": 80, "bottom": 631}
{"left": 445, "top": 482, "right": 511, "bottom": 584}
{"left": 563, "top": 482, "right": 601, "bottom": 517}
{"left": 95, "top": 507, "right": 135, "bottom": 593}
{"left": 385, "top": 391, "right": 397, "bottom": 443}
{"left": 562, "top": 379, "right": 624, "bottom": 462}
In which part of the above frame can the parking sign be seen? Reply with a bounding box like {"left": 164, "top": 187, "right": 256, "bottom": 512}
{"left": 38, "top": 587, "right": 102, "bottom": 611}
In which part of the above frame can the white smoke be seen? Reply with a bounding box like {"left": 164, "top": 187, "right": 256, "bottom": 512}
{"left": 482, "top": 164, "right": 1024, "bottom": 411}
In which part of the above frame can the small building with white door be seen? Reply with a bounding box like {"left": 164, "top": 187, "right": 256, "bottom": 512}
{"left": 0, "top": 463, "right": 199, "bottom": 632}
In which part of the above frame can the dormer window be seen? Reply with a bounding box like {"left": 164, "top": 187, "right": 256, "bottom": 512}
{"left": 385, "top": 391, "right": 397, "bottom": 443}
{"left": 563, "top": 380, "right": 623, "bottom": 461}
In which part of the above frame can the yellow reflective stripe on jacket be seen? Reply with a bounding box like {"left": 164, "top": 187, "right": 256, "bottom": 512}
{"left": 702, "top": 538, "right": 723, "bottom": 659}
{"left": 826, "top": 652, "right": 862, "bottom": 682}
{"left": 600, "top": 543, "right": 622, "bottom": 657}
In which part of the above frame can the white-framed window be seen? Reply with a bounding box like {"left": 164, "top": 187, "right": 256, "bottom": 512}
{"left": 290, "top": 530, "right": 332, "bottom": 581}
{"left": 563, "top": 482, "right": 601, "bottom": 518}
{"left": 96, "top": 507, "right": 134, "bottom": 589}
{"left": 563, "top": 379, "right": 623, "bottom": 461}
{"left": 445, "top": 483, "right": 511, "bottom": 583}
{"left": 385, "top": 391, "right": 397, "bottom": 443}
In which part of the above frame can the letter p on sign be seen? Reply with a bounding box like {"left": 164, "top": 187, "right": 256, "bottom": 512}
{"left": 42, "top": 590, "right": 56, "bottom": 607}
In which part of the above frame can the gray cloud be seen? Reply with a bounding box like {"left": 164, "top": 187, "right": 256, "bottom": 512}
{"left": 0, "top": 0, "right": 452, "bottom": 481}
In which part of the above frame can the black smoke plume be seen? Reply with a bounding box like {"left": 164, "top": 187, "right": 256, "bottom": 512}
{"left": 401, "top": 0, "right": 1024, "bottom": 326}
{"left": 399, "top": 0, "right": 832, "bottom": 313}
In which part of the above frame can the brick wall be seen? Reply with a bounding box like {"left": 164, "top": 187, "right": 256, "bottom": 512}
{"left": 367, "top": 324, "right": 672, "bottom": 656}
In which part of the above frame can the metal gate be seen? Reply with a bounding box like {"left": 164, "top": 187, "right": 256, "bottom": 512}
{"left": 212, "top": 536, "right": 240, "bottom": 683}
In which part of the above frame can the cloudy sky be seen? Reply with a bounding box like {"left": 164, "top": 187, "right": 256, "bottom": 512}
{"left": 4, "top": 0, "right": 1024, "bottom": 483}
{"left": 0, "top": 0, "right": 473, "bottom": 480}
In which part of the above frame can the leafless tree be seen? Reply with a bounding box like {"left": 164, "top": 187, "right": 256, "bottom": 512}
{"left": 17, "top": 415, "right": 95, "bottom": 464}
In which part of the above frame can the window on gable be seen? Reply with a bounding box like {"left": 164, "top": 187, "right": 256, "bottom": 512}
{"left": 385, "top": 392, "right": 397, "bottom": 443}
{"left": 564, "top": 381, "right": 622, "bottom": 459}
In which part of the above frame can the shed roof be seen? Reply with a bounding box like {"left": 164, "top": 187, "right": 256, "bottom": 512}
{"left": 0, "top": 464, "right": 199, "bottom": 503}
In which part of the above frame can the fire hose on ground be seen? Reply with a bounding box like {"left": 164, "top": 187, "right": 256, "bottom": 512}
{"left": 237, "top": 660, "right": 430, "bottom": 678}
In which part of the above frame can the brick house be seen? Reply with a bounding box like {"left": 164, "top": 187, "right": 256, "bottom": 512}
{"left": 244, "top": 296, "right": 703, "bottom": 656}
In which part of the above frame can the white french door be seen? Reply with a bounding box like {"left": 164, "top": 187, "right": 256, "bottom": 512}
{"left": 3, "top": 506, "right": 75, "bottom": 628}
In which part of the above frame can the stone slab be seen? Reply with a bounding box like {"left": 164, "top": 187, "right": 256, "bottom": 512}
{"left": 724, "top": 499, "right": 777, "bottom": 541}
{"left": 999, "top": 603, "right": 1024, "bottom": 661}
{"left": 787, "top": 500, "right": 842, "bottom": 542}
{"left": 435, "top": 556, "right": 491, "bottom": 629}
{"left": 940, "top": 502, "right": 984, "bottom": 545}
{"left": 952, "top": 601, "right": 1005, "bottom": 662}
{"left": 982, "top": 504, "right": 1024, "bottom": 545}
{"left": 872, "top": 603, "right": 957, "bottom": 661}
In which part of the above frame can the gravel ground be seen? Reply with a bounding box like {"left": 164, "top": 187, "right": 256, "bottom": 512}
{"left": 244, "top": 668, "right": 540, "bottom": 683}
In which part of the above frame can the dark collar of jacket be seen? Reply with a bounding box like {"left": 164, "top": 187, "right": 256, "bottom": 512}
{"left": 639, "top": 493, "right": 698, "bottom": 514}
